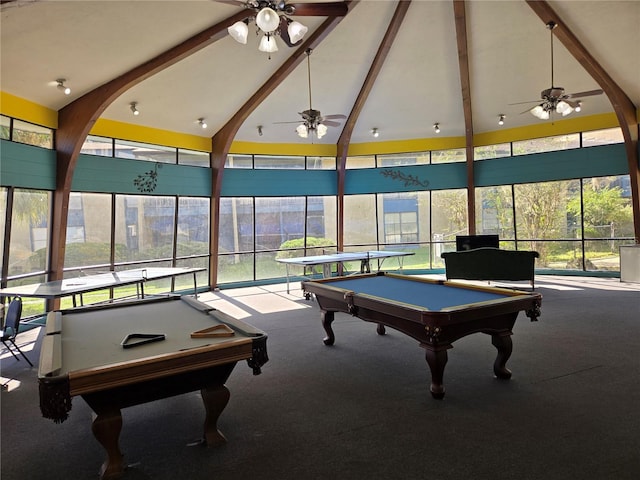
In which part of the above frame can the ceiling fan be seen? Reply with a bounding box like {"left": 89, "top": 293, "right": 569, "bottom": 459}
{"left": 511, "top": 21, "right": 603, "bottom": 120}
{"left": 274, "top": 48, "right": 346, "bottom": 140}
{"left": 219, "top": 1, "right": 348, "bottom": 53}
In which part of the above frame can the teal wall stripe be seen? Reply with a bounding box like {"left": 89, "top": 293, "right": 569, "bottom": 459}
{"left": 0, "top": 140, "right": 56, "bottom": 189}
{"left": 1, "top": 141, "right": 629, "bottom": 196}
{"left": 475, "top": 144, "right": 628, "bottom": 187}
{"left": 72, "top": 154, "right": 211, "bottom": 196}
{"left": 221, "top": 169, "right": 337, "bottom": 196}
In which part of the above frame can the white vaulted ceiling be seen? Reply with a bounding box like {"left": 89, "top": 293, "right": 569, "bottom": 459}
{"left": 1, "top": 0, "right": 638, "bottom": 147}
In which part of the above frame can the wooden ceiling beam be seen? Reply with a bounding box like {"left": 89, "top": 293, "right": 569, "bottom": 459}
{"left": 453, "top": 0, "right": 476, "bottom": 234}
{"left": 526, "top": 0, "right": 640, "bottom": 244}
{"left": 209, "top": 1, "right": 360, "bottom": 286}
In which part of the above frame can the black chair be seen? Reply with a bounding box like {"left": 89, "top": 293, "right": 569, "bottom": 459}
{"left": 1, "top": 297, "right": 34, "bottom": 367}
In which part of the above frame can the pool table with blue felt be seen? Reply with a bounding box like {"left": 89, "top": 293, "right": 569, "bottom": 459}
{"left": 38, "top": 295, "right": 268, "bottom": 479}
{"left": 302, "top": 272, "right": 541, "bottom": 399}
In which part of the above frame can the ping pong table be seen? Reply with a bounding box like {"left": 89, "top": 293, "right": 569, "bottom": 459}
{"left": 0, "top": 267, "right": 206, "bottom": 308}
{"left": 276, "top": 251, "right": 414, "bottom": 295}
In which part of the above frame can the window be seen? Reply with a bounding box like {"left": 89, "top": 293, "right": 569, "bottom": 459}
{"left": 475, "top": 186, "right": 515, "bottom": 241}
{"left": 225, "top": 154, "right": 253, "bottom": 168}
{"left": 178, "top": 149, "right": 210, "bottom": 167}
{"left": 582, "top": 128, "right": 624, "bottom": 147}
{"left": 474, "top": 143, "right": 511, "bottom": 160}
{"left": 115, "top": 139, "right": 177, "bottom": 163}
{"left": 254, "top": 155, "right": 305, "bottom": 169}
{"left": 64, "top": 193, "right": 112, "bottom": 268}
{"left": 378, "top": 152, "right": 430, "bottom": 166}
{"left": 343, "top": 194, "right": 377, "bottom": 247}
{"left": 431, "top": 148, "right": 466, "bottom": 164}
{"left": 177, "top": 197, "right": 210, "bottom": 257}
{"left": 346, "top": 156, "right": 375, "bottom": 169}
{"left": 306, "top": 156, "right": 336, "bottom": 170}
{"left": 12, "top": 120, "right": 53, "bottom": 149}
{"left": 513, "top": 134, "right": 579, "bottom": 155}
{"left": 0, "top": 115, "right": 10, "bottom": 140}
{"left": 81, "top": 135, "right": 113, "bottom": 156}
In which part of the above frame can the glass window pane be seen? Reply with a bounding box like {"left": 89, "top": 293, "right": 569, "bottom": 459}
{"left": 344, "top": 194, "right": 377, "bottom": 247}
{"left": 225, "top": 154, "right": 253, "bottom": 168}
{"left": 12, "top": 119, "right": 53, "bottom": 148}
{"left": 219, "top": 197, "right": 254, "bottom": 254}
{"left": 431, "top": 148, "right": 465, "bottom": 164}
{"left": 179, "top": 149, "right": 210, "bottom": 167}
{"left": 575, "top": 176, "right": 633, "bottom": 240}
{"left": 475, "top": 186, "right": 515, "bottom": 240}
{"left": 64, "top": 193, "right": 112, "bottom": 268}
{"left": 431, "top": 189, "right": 468, "bottom": 258}
{"left": 114, "top": 195, "right": 176, "bottom": 263}
{"left": 177, "top": 197, "right": 210, "bottom": 257}
{"left": 514, "top": 180, "right": 579, "bottom": 266}
{"left": 254, "top": 155, "right": 304, "bottom": 169}
{"left": 513, "top": 134, "right": 579, "bottom": 155}
{"left": 218, "top": 252, "right": 254, "bottom": 283}
{"left": 114, "top": 139, "right": 177, "bottom": 163}
{"left": 306, "top": 196, "right": 337, "bottom": 248}
{"left": 378, "top": 152, "right": 430, "bottom": 166}
{"left": 582, "top": 128, "right": 624, "bottom": 147}
{"left": 81, "top": 135, "right": 113, "bottom": 156}
{"left": 1, "top": 115, "right": 10, "bottom": 139}
{"left": 474, "top": 143, "right": 511, "bottom": 160}
{"left": 306, "top": 156, "right": 336, "bottom": 170}
{"left": 255, "top": 197, "right": 305, "bottom": 250}
{"left": 8, "top": 189, "right": 51, "bottom": 276}
{"left": 346, "top": 156, "right": 375, "bottom": 169}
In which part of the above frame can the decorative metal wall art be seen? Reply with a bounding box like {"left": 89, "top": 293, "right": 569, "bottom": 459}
{"left": 133, "top": 163, "right": 162, "bottom": 192}
{"left": 380, "top": 168, "right": 429, "bottom": 188}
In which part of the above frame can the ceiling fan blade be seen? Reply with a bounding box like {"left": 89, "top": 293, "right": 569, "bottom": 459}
{"left": 322, "top": 120, "right": 342, "bottom": 127}
{"left": 214, "top": 0, "right": 247, "bottom": 6}
{"left": 509, "top": 100, "right": 541, "bottom": 106}
{"left": 566, "top": 89, "right": 604, "bottom": 98}
{"left": 322, "top": 114, "right": 347, "bottom": 120}
{"left": 519, "top": 106, "right": 537, "bottom": 115}
{"left": 273, "top": 121, "right": 303, "bottom": 124}
{"left": 287, "top": 2, "right": 348, "bottom": 16}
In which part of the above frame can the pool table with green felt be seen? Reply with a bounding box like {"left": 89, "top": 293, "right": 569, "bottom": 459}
{"left": 302, "top": 272, "right": 541, "bottom": 399}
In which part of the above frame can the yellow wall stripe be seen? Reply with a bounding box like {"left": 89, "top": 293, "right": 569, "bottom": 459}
{"left": 1, "top": 91, "right": 635, "bottom": 156}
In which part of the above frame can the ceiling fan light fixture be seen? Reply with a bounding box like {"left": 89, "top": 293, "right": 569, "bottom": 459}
{"left": 256, "top": 7, "right": 280, "bottom": 33}
{"left": 258, "top": 34, "right": 278, "bottom": 54}
{"left": 296, "top": 124, "right": 308, "bottom": 138}
{"left": 228, "top": 21, "right": 248, "bottom": 44}
{"left": 530, "top": 105, "right": 549, "bottom": 120}
{"left": 316, "top": 123, "right": 328, "bottom": 139}
{"left": 575, "top": 101, "right": 582, "bottom": 112}
{"left": 287, "top": 20, "right": 308, "bottom": 43}
{"left": 556, "top": 100, "right": 573, "bottom": 116}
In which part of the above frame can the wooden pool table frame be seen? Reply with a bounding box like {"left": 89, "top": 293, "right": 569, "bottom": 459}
{"left": 302, "top": 272, "right": 541, "bottom": 399}
{"left": 38, "top": 296, "right": 268, "bottom": 479}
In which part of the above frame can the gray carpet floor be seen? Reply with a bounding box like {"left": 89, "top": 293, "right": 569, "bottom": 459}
{"left": 1, "top": 275, "right": 639, "bottom": 480}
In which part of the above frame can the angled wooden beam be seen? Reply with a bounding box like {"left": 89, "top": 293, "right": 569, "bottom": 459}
{"left": 209, "top": 1, "right": 360, "bottom": 287}
{"left": 453, "top": 0, "right": 476, "bottom": 234}
{"left": 48, "top": 10, "right": 251, "bottom": 301}
{"left": 335, "top": 0, "right": 411, "bottom": 250}
{"left": 526, "top": 0, "right": 640, "bottom": 244}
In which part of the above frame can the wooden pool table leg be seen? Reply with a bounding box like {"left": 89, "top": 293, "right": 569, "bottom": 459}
{"left": 491, "top": 333, "right": 513, "bottom": 379}
{"left": 201, "top": 384, "right": 230, "bottom": 447}
{"left": 423, "top": 346, "right": 450, "bottom": 399}
{"left": 91, "top": 408, "right": 126, "bottom": 480}
{"left": 321, "top": 310, "right": 336, "bottom": 345}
